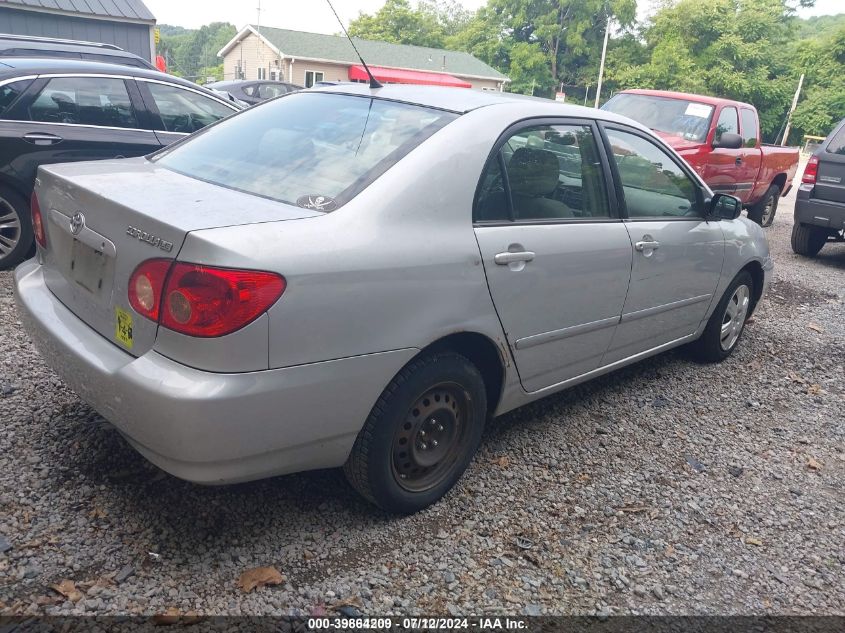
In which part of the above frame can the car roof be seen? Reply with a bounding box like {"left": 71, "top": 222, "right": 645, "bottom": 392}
{"left": 0, "top": 58, "right": 211, "bottom": 91}
{"left": 617, "top": 88, "right": 755, "bottom": 111}
{"left": 309, "top": 83, "right": 651, "bottom": 127}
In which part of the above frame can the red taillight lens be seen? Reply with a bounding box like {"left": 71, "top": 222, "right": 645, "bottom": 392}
{"left": 31, "top": 192, "right": 46, "bottom": 248}
{"left": 128, "top": 260, "right": 285, "bottom": 338}
{"left": 802, "top": 156, "right": 819, "bottom": 184}
{"left": 128, "top": 258, "right": 172, "bottom": 321}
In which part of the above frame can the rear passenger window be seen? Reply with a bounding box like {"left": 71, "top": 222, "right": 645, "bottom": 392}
{"left": 145, "top": 82, "right": 233, "bottom": 133}
{"left": 606, "top": 129, "right": 700, "bottom": 218}
{"left": 0, "top": 78, "right": 32, "bottom": 116}
{"left": 28, "top": 77, "right": 138, "bottom": 128}
{"left": 825, "top": 124, "right": 845, "bottom": 155}
{"left": 474, "top": 124, "right": 611, "bottom": 222}
{"left": 740, "top": 109, "right": 758, "bottom": 148}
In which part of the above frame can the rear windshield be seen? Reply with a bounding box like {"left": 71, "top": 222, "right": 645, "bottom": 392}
{"left": 602, "top": 93, "right": 714, "bottom": 143}
{"left": 826, "top": 122, "right": 845, "bottom": 155}
{"left": 153, "top": 92, "right": 457, "bottom": 209}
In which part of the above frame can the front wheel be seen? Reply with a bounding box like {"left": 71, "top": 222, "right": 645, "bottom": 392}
{"left": 344, "top": 351, "right": 487, "bottom": 514}
{"left": 689, "top": 271, "right": 754, "bottom": 363}
{"left": 747, "top": 185, "right": 780, "bottom": 227}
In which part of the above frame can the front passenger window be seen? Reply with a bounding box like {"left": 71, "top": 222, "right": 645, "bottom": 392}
{"left": 606, "top": 129, "right": 700, "bottom": 218}
{"left": 28, "top": 77, "right": 138, "bottom": 128}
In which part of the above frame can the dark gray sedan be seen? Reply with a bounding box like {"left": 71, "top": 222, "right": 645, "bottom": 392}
{"left": 205, "top": 79, "right": 302, "bottom": 105}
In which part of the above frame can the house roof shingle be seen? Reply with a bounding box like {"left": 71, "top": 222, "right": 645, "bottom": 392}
{"left": 248, "top": 25, "right": 506, "bottom": 81}
{"left": 0, "top": 0, "right": 155, "bottom": 22}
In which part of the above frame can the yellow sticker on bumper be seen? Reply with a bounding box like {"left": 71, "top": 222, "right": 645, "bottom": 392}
{"left": 115, "top": 306, "right": 134, "bottom": 349}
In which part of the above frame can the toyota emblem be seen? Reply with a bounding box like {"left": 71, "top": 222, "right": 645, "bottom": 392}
{"left": 70, "top": 212, "right": 85, "bottom": 236}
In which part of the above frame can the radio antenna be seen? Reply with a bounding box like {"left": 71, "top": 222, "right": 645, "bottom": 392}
{"left": 325, "top": 0, "right": 382, "bottom": 89}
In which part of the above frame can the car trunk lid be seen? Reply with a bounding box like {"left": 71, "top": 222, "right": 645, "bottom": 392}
{"left": 36, "top": 157, "right": 319, "bottom": 356}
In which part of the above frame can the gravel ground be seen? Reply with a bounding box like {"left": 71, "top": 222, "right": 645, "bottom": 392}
{"left": 1, "top": 180, "right": 843, "bottom": 617}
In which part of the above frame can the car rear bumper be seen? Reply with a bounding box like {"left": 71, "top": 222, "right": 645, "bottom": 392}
{"left": 14, "top": 260, "right": 417, "bottom": 484}
{"left": 794, "top": 190, "right": 845, "bottom": 230}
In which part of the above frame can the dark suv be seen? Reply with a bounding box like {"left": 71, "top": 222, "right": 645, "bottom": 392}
{"left": 0, "top": 58, "right": 241, "bottom": 268}
{"left": 0, "top": 34, "right": 155, "bottom": 69}
{"left": 792, "top": 118, "right": 845, "bottom": 257}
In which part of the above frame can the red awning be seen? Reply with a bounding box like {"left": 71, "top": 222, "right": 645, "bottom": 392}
{"left": 348, "top": 65, "right": 472, "bottom": 88}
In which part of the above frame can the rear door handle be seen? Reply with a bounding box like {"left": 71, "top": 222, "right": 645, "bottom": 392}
{"left": 23, "top": 132, "right": 63, "bottom": 145}
{"left": 735, "top": 157, "right": 743, "bottom": 166}
{"left": 634, "top": 240, "right": 660, "bottom": 252}
{"left": 494, "top": 251, "right": 535, "bottom": 265}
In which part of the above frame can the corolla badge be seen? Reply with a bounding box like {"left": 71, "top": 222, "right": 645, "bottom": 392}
{"left": 126, "top": 226, "right": 174, "bottom": 252}
{"left": 296, "top": 194, "right": 338, "bottom": 212}
{"left": 70, "top": 212, "right": 85, "bottom": 236}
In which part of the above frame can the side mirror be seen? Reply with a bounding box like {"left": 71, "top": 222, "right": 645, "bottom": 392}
{"left": 712, "top": 132, "right": 743, "bottom": 150}
{"left": 709, "top": 193, "right": 743, "bottom": 220}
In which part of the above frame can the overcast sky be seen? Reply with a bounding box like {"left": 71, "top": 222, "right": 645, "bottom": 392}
{"left": 142, "top": 0, "right": 844, "bottom": 33}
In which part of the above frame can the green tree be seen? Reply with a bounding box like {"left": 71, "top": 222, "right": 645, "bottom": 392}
{"left": 790, "top": 24, "right": 845, "bottom": 140}
{"left": 453, "top": 0, "right": 635, "bottom": 96}
{"left": 609, "top": 0, "right": 813, "bottom": 139}
{"left": 348, "top": 0, "right": 447, "bottom": 47}
{"left": 158, "top": 22, "right": 236, "bottom": 80}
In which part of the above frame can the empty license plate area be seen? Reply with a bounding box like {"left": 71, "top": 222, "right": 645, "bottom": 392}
{"left": 71, "top": 238, "right": 109, "bottom": 295}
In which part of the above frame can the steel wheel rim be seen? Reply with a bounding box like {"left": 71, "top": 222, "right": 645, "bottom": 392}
{"left": 391, "top": 382, "right": 472, "bottom": 493}
{"left": 761, "top": 197, "right": 775, "bottom": 225}
{"left": 720, "top": 284, "right": 750, "bottom": 351}
{"left": 0, "top": 196, "right": 21, "bottom": 259}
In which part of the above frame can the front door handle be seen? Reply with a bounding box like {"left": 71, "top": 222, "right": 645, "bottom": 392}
{"left": 494, "top": 251, "right": 535, "bottom": 265}
{"left": 23, "top": 132, "right": 63, "bottom": 145}
{"left": 634, "top": 240, "right": 660, "bottom": 252}
{"left": 735, "top": 156, "right": 743, "bottom": 166}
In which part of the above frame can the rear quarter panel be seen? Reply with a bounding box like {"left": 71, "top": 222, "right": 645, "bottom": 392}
{"left": 751, "top": 146, "right": 800, "bottom": 202}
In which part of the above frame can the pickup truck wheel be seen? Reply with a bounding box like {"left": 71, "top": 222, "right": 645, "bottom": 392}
{"left": 791, "top": 223, "right": 828, "bottom": 257}
{"left": 689, "top": 271, "right": 753, "bottom": 363}
{"left": 747, "top": 185, "right": 779, "bottom": 227}
{"left": 0, "top": 186, "right": 33, "bottom": 270}
{"left": 344, "top": 351, "right": 487, "bottom": 514}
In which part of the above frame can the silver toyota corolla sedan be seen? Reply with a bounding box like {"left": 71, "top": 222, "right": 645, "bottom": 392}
{"left": 15, "top": 84, "right": 773, "bottom": 513}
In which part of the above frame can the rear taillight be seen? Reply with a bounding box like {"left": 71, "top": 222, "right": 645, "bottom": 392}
{"left": 128, "top": 260, "right": 285, "bottom": 338}
{"left": 31, "top": 192, "right": 46, "bottom": 248}
{"left": 128, "top": 258, "right": 172, "bottom": 322}
{"left": 802, "top": 156, "right": 819, "bottom": 184}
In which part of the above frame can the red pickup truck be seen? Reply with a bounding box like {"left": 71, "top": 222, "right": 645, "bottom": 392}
{"left": 602, "top": 89, "right": 800, "bottom": 226}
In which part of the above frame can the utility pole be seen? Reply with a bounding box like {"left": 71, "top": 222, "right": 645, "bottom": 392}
{"left": 781, "top": 73, "right": 804, "bottom": 146}
{"left": 594, "top": 14, "right": 611, "bottom": 108}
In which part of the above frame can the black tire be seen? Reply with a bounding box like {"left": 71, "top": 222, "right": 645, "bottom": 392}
{"left": 689, "top": 270, "right": 754, "bottom": 363}
{"left": 791, "top": 223, "right": 828, "bottom": 257}
{"left": 747, "top": 185, "right": 779, "bottom": 227}
{"left": 344, "top": 351, "right": 487, "bottom": 514}
{"left": 0, "top": 186, "right": 33, "bottom": 270}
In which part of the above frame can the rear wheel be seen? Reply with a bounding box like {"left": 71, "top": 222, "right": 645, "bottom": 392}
{"left": 690, "top": 271, "right": 753, "bottom": 363}
{"left": 0, "top": 186, "right": 33, "bottom": 270}
{"left": 747, "top": 185, "right": 779, "bottom": 227}
{"left": 344, "top": 351, "right": 487, "bottom": 514}
{"left": 791, "top": 223, "right": 828, "bottom": 257}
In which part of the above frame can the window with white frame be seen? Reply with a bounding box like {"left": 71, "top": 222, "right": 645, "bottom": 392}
{"left": 304, "top": 70, "right": 324, "bottom": 88}
{"left": 258, "top": 67, "right": 266, "bottom": 80}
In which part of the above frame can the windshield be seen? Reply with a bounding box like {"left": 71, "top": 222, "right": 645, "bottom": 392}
{"left": 153, "top": 92, "right": 457, "bottom": 209}
{"left": 602, "top": 93, "right": 714, "bottom": 143}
